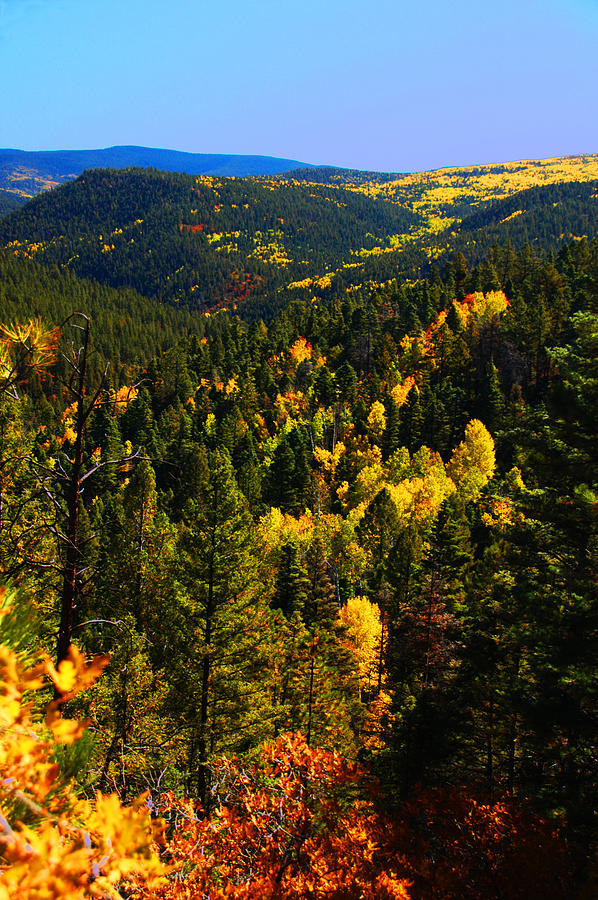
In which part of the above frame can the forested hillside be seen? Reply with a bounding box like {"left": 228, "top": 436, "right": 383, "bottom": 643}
{"left": 1, "top": 224, "right": 598, "bottom": 895}
{"left": 0, "top": 255, "right": 205, "bottom": 379}
{"left": 2, "top": 156, "right": 598, "bottom": 321}
{"left": 0, "top": 188, "right": 24, "bottom": 216}
{"left": 0, "top": 167, "right": 421, "bottom": 317}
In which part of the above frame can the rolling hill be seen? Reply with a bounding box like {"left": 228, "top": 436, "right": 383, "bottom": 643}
{"left": 1, "top": 153, "right": 598, "bottom": 321}
{"left": 0, "top": 167, "right": 420, "bottom": 318}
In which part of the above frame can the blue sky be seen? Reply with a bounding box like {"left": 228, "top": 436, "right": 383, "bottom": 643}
{"left": 1, "top": 0, "right": 597, "bottom": 172}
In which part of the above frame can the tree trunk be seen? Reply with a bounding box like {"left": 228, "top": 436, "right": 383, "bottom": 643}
{"left": 56, "top": 321, "right": 89, "bottom": 667}
{"left": 306, "top": 642, "right": 315, "bottom": 747}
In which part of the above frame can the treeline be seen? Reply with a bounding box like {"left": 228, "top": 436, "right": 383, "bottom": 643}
{"left": 280, "top": 165, "right": 403, "bottom": 184}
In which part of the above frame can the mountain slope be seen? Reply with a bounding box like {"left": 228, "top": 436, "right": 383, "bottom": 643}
{"left": 0, "top": 146, "right": 314, "bottom": 199}
{"left": 2, "top": 154, "right": 598, "bottom": 321}
{"left": 0, "top": 167, "right": 420, "bottom": 318}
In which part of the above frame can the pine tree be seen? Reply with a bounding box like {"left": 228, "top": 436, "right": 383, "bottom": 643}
{"left": 175, "top": 449, "right": 274, "bottom": 806}
{"left": 291, "top": 538, "right": 362, "bottom": 751}
{"left": 272, "top": 542, "right": 309, "bottom": 618}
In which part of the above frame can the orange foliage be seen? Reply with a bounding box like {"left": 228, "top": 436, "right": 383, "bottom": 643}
{"left": 180, "top": 223, "right": 205, "bottom": 233}
{"left": 391, "top": 375, "right": 417, "bottom": 409}
{"left": 139, "top": 733, "right": 411, "bottom": 899}
{"left": 132, "top": 736, "right": 571, "bottom": 899}
{"left": 113, "top": 384, "right": 138, "bottom": 413}
{"left": 0, "top": 622, "right": 572, "bottom": 899}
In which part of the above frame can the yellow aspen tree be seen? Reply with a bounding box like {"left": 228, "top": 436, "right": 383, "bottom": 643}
{"left": 339, "top": 595, "right": 382, "bottom": 697}
{"left": 447, "top": 419, "right": 496, "bottom": 502}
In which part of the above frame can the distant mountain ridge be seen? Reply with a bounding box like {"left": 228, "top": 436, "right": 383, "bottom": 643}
{"left": 0, "top": 146, "right": 315, "bottom": 198}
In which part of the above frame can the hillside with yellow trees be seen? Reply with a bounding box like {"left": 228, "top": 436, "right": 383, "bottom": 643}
{"left": 2, "top": 154, "right": 598, "bottom": 319}
{"left": 290, "top": 153, "right": 598, "bottom": 268}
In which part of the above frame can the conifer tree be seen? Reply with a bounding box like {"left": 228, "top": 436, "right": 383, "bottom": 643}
{"left": 175, "top": 449, "right": 274, "bottom": 806}
{"left": 272, "top": 542, "right": 309, "bottom": 618}
{"left": 287, "top": 538, "right": 361, "bottom": 750}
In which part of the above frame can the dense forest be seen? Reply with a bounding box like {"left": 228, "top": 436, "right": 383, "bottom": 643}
{"left": 2, "top": 156, "right": 598, "bottom": 320}
{"left": 0, "top": 188, "right": 24, "bottom": 217}
{"left": 1, "top": 165, "right": 598, "bottom": 897}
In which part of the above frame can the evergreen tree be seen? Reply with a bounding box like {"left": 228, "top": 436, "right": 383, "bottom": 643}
{"left": 272, "top": 542, "right": 309, "bottom": 618}
{"left": 175, "top": 449, "right": 274, "bottom": 806}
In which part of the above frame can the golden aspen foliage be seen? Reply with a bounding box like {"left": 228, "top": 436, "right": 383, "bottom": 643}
{"left": 481, "top": 466, "right": 526, "bottom": 530}
{"left": 339, "top": 596, "right": 382, "bottom": 688}
{"left": 447, "top": 418, "right": 496, "bottom": 502}
{"left": 354, "top": 445, "right": 454, "bottom": 525}
{"left": 353, "top": 459, "right": 386, "bottom": 506}
{"left": 313, "top": 440, "right": 346, "bottom": 478}
{"left": 481, "top": 496, "right": 519, "bottom": 530}
{"left": 398, "top": 310, "right": 447, "bottom": 377}
{"left": 112, "top": 384, "right": 138, "bottom": 414}
{"left": 318, "top": 512, "right": 368, "bottom": 581}
{"left": 0, "top": 619, "right": 164, "bottom": 899}
{"left": 274, "top": 389, "right": 306, "bottom": 422}
{"left": 361, "top": 689, "right": 395, "bottom": 752}
{"left": 386, "top": 478, "right": 429, "bottom": 521}
{"left": 367, "top": 400, "right": 387, "bottom": 441}
{"left": 259, "top": 507, "right": 315, "bottom": 556}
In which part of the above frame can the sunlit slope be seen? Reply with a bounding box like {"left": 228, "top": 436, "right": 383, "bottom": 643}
{"left": 342, "top": 153, "right": 598, "bottom": 228}
{"left": 294, "top": 154, "right": 598, "bottom": 264}
{"left": 347, "top": 153, "right": 598, "bottom": 201}
{"left": 1, "top": 155, "right": 598, "bottom": 319}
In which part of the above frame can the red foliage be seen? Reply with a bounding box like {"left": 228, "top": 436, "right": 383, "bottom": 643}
{"left": 124, "top": 735, "right": 571, "bottom": 899}
{"left": 225, "top": 271, "right": 263, "bottom": 303}
{"left": 394, "top": 786, "right": 572, "bottom": 899}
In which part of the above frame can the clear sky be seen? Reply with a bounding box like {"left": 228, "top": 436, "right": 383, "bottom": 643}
{"left": 1, "top": 0, "right": 597, "bottom": 172}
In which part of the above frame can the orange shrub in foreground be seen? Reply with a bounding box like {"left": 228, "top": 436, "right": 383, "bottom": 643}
{"left": 0, "top": 640, "right": 163, "bottom": 899}
{"left": 135, "top": 733, "right": 411, "bottom": 899}
{"left": 131, "top": 736, "right": 572, "bottom": 899}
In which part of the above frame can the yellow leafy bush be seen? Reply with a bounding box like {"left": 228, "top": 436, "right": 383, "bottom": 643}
{"left": 0, "top": 625, "right": 163, "bottom": 899}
